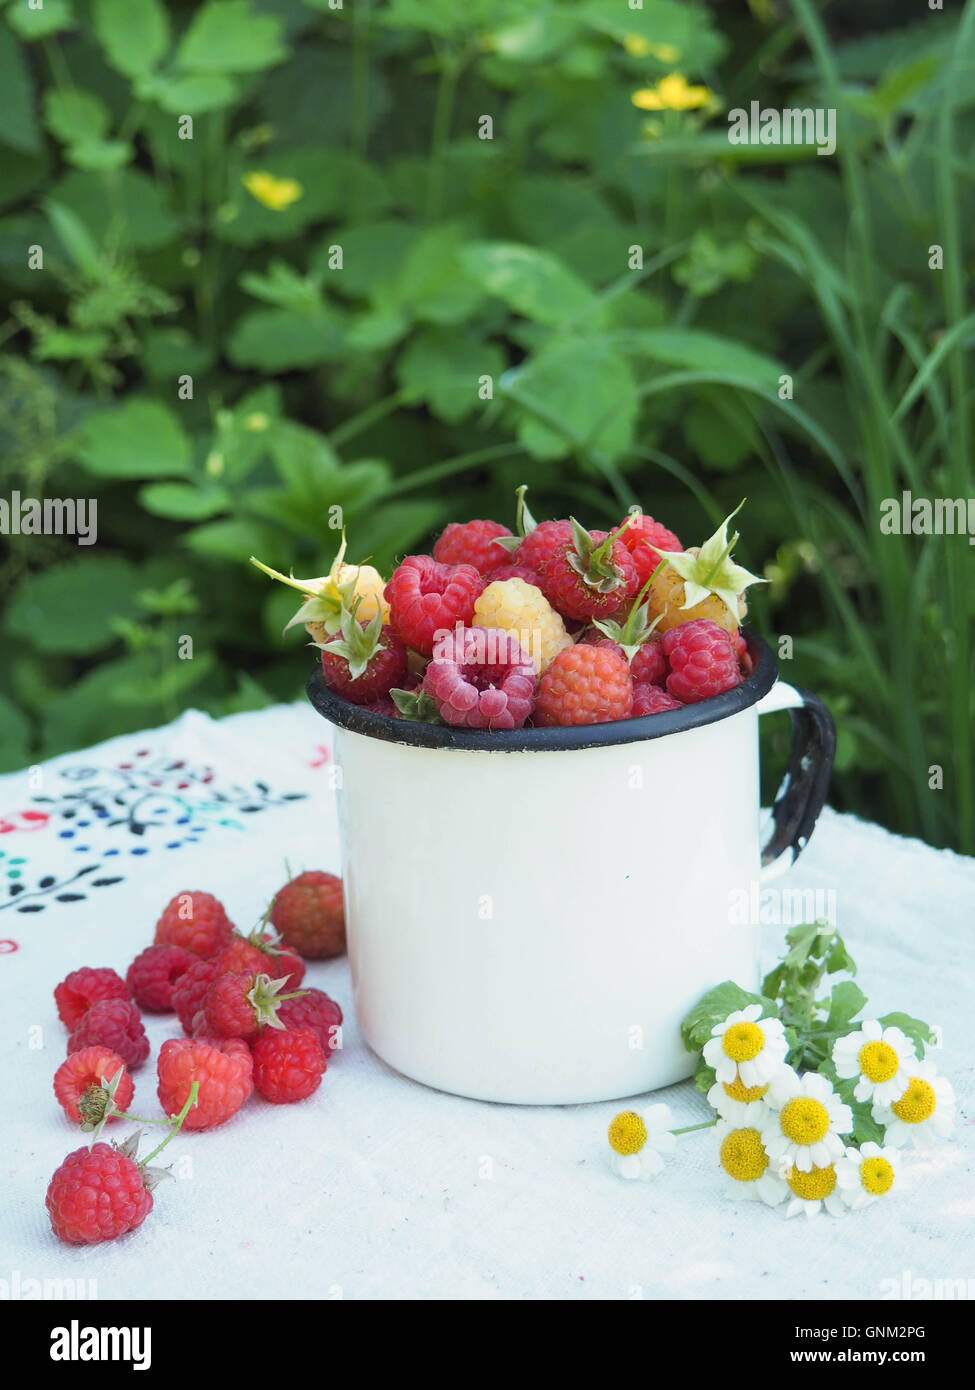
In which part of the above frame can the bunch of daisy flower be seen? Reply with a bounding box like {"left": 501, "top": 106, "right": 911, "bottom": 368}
{"left": 603, "top": 920, "right": 955, "bottom": 1220}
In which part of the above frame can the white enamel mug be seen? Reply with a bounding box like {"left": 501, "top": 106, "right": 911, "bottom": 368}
{"left": 308, "top": 635, "right": 834, "bottom": 1105}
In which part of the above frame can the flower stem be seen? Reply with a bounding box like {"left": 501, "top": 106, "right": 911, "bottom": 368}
{"left": 671, "top": 1118, "right": 718, "bottom": 1136}
{"left": 139, "top": 1082, "right": 199, "bottom": 1167}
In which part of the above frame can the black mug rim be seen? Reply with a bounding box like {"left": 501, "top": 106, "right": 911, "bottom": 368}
{"left": 305, "top": 629, "right": 779, "bottom": 753}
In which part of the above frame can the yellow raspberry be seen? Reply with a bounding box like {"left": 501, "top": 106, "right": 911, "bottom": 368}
{"left": 649, "top": 549, "right": 746, "bottom": 634}
{"left": 472, "top": 579, "right": 573, "bottom": 674}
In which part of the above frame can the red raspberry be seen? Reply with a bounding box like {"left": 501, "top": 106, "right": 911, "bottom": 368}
{"left": 662, "top": 619, "right": 742, "bottom": 703}
{"left": 172, "top": 957, "right": 219, "bottom": 1035}
{"left": 632, "top": 683, "right": 684, "bottom": 717}
{"left": 433, "top": 519, "right": 512, "bottom": 574}
{"left": 362, "top": 694, "right": 399, "bottom": 717}
{"left": 631, "top": 637, "right": 666, "bottom": 688}
{"left": 270, "top": 871, "right": 346, "bottom": 959}
{"left": 54, "top": 967, "right": 130, "bottom": 1031}
{"left": 68, "top": 999, "right": 149, "bottom": 1070}
{"left": 539, "top": 530, "right": 640, "bottom": 622}
{"left": 154, "top": 891, "right": 234, "bottom": 959}
{"left": 46, "top": 1142, "right": 153, "bottom": 1245}
{"left": 53, "top": 1047, "right": 134, "bottom": 1126}
{"left": 511, "top": 519, "right": 573, "bottom": 575}
{"left": 484, "top": 562, "right": 543, "bottom": 587}
{"left": 578, "top": 632, "right": 626, "bottom": 660}
{"left": 733, "top": 630, "right": 753, "bottom": 676}
{"left": 203, "top": 970, "right": 293, "bottom": 1040}
{"left": 126, "top": 945, "right": 196, "bottom": 1012}
{"left": 157, "top": 1036, "right": 253, "bottom": 1130}
{"left": 423, "top": 626, "right": 536, "bottom": 729}
{"left": 215, "top": 936, "right": 305, "bottom": 991}
{"left": 385, "top": 555, "right": 484, "bottom": 657}
{"left": 534, "top": 646, "right": 633, "bottom": 726}
{"left": 319, "top": 616, "right": 409, "bottom": 705}
{"left": 611, "top": 513, "right": 682, "bottom": 587}
{"left": 277, "top": 988, "right": 343, "bottom": 1054}
{"left": 252, "top": 1027, "right": 326, "bottom": 1104}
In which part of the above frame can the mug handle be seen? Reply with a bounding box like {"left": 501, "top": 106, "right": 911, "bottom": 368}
{"left": 756, "top": 680, "right": 836, "bottom": 882}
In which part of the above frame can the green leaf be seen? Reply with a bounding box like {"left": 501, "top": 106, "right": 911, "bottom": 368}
{"left": 693, "top": 1055, "right": 717, "bottom": 1097}
{"left": 4, "top": 556, "right": 141, "bottom": 655}
{"left": 176, "top": 0, "right": 287, "bottom": 74}
{"left": 92, "top": 0, "right": 170, "bottom": 78}
{"left": 459, "top": 241, "right": 596, "bottom": 327}
{"left": 620, "top": 328, "right": 784, "bottom": 389}
{"left": 184, "top": 517, "right": 282, "bottom": 562}
{"left": 75, "top": 400, "right": 191, "bottom": 479}
{"left": 313, "top": 219, "right": 420, "bottom": 298}
{"left": 43, "top": 198, "right": 103, "bottom": 279}
{"left": 0, "top": 22, "right": 40, "bottom": 154}
{"left": 227, "top": 306, "right": 345, "bottom": 371}
{"left": 43, "top": 89, "right": 110, "bottom": 147}
{"left": 852, "top": 1106, "right": 886, "bottom": 1147}
{"left": 878, "top": 1013, "right": 937, "bottom": 1060}
{"left": 396, "top": 328, "right": 505, "bottom": 424}
{"left": 141, "top": 73, "right": 239, "bottom": 116}
{"left": 680, "top": 981, "right": 772, "bottom": 1055}
{"left": 66, "top": 139, "right": 133, "bottom": 172}
{"left": 505, "top": 336, "right": 637, "bottom": 463}
{"left": 34, "top": 328, "right": 111, "bottom": 361}
{"left": 138, "top": 483, "right": 230, "bottom": 521}
{"left": 826, "top": 981, "right": 868, "bottom": 1032}
{"left": 869, "top": 56, "right": 939, "bottom": 118}
{"left": 395, "top": 224, "right": 484, "bottom": 325}
{"left": 49, "top": 169, "right": 180, "bottom": 251}
{"left": 208, "top": 384, "right": 281, "bottom": 482}
{"left": 0, "top": 692, "right": 31, "bottom": 772}
{"left": 6, "top": 0, "right": 75, "bottom": 40}
{"left": 221, "top": 151, "right": 386, "bottom": 246}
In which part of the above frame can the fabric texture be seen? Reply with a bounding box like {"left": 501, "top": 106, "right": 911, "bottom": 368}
{"left": 1, "top": 703, "right": 972, "bottom": 1300}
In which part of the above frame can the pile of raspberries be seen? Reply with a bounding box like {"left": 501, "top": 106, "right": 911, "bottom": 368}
{"left": 319, "top": 510, "right": 754, "bottom": 730}
{"left": 45, "top": 872, "right": 345, "bottom": 1245}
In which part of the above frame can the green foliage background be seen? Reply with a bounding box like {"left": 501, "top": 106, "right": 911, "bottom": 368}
{"left": 1, "top": 0, "right": 973, "bottom": 852}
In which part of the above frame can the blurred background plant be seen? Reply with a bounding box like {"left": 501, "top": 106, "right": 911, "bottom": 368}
{"left": 1, "top": 0, "right": 972, "bottom": 852}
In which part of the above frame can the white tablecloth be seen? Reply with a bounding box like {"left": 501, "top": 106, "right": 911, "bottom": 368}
{"left": 1, "top": 703, "right": 972, "bottom": 1300}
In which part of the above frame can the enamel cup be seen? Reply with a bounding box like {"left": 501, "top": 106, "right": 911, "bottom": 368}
{"left": 308, "top": 635, "right": 834, "bottom": 1105}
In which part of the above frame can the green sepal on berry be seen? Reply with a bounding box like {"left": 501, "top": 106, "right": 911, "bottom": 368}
{"left": 650, "top": 500, "right": 766, "bottom": 619}
{"left": 79, "top": 1065, "right": 128, "bottom": 1140}
{"left": 493, "top": 483, "right": 539, "bottom": 554}
{"left": 593, "top": 573, "right": 663, "bottom": 660}
{"left": 314, "top": 596, "right": 388, "bottom": 681}
{"left": 565, "top": 517, "right": 629, "bottom": 595}
{"left": 247, "top": 972, "right": 305, "bottom": 1031}
{"left": 249, "top": 552, "right": 345, "bottom": 636}
{"left": 389, "top": 687, "right": 445, "bottom": 724}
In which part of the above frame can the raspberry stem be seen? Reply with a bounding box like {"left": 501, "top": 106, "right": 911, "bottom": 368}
{"left": 139, "top": 1081, "right": 200, "bottom": 1166}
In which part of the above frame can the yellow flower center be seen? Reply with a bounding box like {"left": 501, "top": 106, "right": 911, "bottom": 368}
{"left": 858, "top": 1040, "right": 899, "bottom": 1084}
{"left": 719, "top": 1127, "right": 768, "bottom": 1182}
{"left": 608, "top": 1111, "right": 647, "bottom": 1156}
{"left": 721, "top": 1021, "right": 765, "bottom": 1063}
{"left": 722, "top": 1075, "right": 769, "bottom": 1104}
{"left": 787, "top": 1163, "right": 836, "bottom": 1201}
{"left": 779, "top": 1097, "right": 830, "bottom": 1146}
{"left": 891, "top": 1077, "right": 936, "bottom": 1124}
{"left": 860, "top": 1157, "right": 895, "bottom": 1196}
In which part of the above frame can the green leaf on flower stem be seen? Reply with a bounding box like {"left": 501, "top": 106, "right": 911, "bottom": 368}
{"left": 693, "top": 1055, "right": 717, "bottom": 1097}
{"left": 680, "top": 980, "right": 774, "bottom": 1055}
{"left": 176, "top": 0, "right": 287, "bottom": 74}
{"left": 66, "top": 139, "right": 133, "bottom": 173}
{"left": 826, "top": 981, "right": 868, "bottom": 1031}
{"left": 92, "top": 0, "right": 170, "bottom": 79}
{"left": 506, "top": 336, "right": 638, "bottom": 464}
{"left": 143, "top": 73, "right": 239, "bottom": 116}
{"left": 138, "top": 483, "right": 230, "bottom": 522}
{"left": 879, "top": 1012, "right": 937, "bottom": 1060}
{"left": 49, "top": 169, "right": 180, "bottom": 251}
{"left": 396, "top": 327, "right": 505, "bottom": 424}
{"left": 852, "top": 1106, "right": 886, "bottom": 1147}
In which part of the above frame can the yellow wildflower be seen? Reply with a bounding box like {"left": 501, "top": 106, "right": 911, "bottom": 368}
{"left": 242, "top": 171, "right": 303, "bottom": 211}
{"left": 623, "top": 36, "right": 681, "bottom": 63}
{"left": 631, "top": 73, "right": 714, "bottom": 112}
